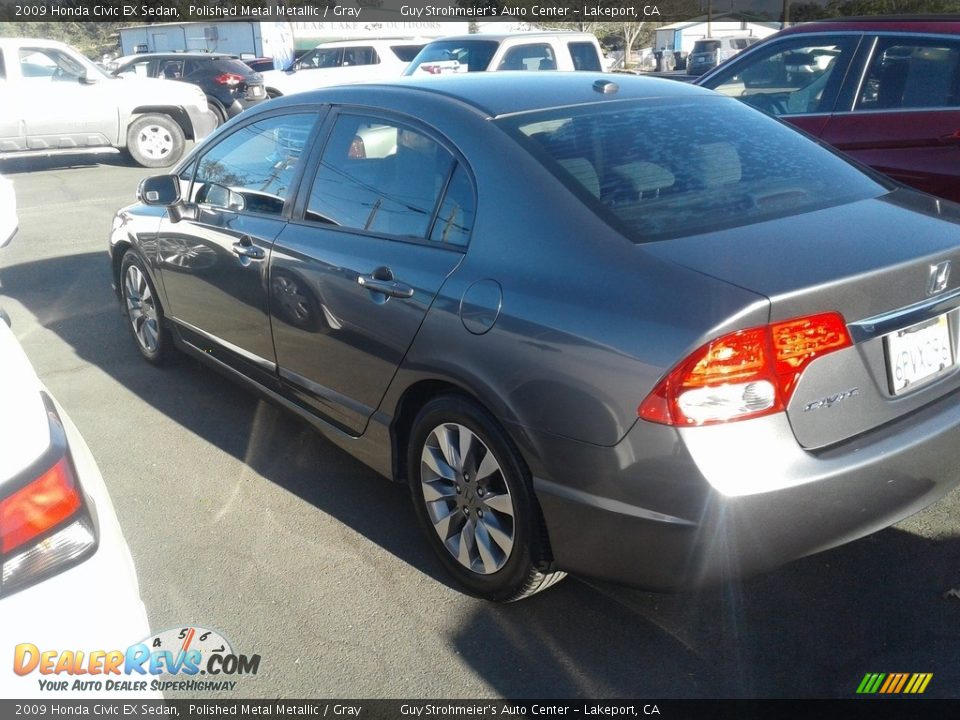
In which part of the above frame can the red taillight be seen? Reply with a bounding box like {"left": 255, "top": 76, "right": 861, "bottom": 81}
{"left": 214, "top": 73, "right": 245, "bottom": 86}
{"left": 639, "top": 312, "right": 852, "bottom": 426}
{"left": 0, "top": 458, "right": 82, "bottom": 554}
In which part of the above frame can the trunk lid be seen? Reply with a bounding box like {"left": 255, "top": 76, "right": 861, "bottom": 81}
{"left": 644, "top": 189, "right": 960, "bottom": 449}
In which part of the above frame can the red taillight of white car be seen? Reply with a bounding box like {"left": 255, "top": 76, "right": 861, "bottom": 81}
{"left": 0, "top": 406, "right": 97, "bottom": 596}
{"left": 214, "top": 73, "right": 245, "bottom": 87}
{"left": 639, "top": 312, "right": 852, "bottom": 426}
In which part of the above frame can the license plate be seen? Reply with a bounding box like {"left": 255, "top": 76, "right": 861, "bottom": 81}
{"left": 885, "top": 312, "right": 955, "bottom": 395}
{"left": 251, "top": 86, "right": 264, "bottom": 97}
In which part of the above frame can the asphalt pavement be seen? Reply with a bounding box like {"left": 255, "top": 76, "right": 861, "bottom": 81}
{"left": 2, "top": 152, "right": 959, "bottom": 699}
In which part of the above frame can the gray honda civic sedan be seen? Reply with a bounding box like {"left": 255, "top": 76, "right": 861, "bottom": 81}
{"left": 110, "top": 73, "right": 960, "bottom": 601}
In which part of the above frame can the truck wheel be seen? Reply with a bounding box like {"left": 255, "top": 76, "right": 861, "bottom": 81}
{"left": 126, "top": 114, "right": 185, "bottom": 168}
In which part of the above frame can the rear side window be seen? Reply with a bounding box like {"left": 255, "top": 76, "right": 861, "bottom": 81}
{"left": 498, "top": 44, "right": 557, "bottom": 71}
{"left": 391, "top": 45, "right": 425, "bottom": 63}
{"left": 306, "top": 114, "right": 457, "bottom": 239}
{"left": 569, "top": 42, "right": 602, "bottom": 71}
{"left": 343, "top": 47, "right": 379, "bottom": 66}
{"left": 857, "top": 38, "right": 960, "bottom": 110}
{"left": 499, "top": 97, "right": 886, "bottom": 242}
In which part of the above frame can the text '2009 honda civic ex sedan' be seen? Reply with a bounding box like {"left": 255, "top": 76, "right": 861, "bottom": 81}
{"left": 109, "top": 73, "right": 960, "bottom": 601}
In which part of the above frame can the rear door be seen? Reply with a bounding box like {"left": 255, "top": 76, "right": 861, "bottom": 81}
{"left": 156, "top": 110, "right": 319, "bottom": 383}
{"left": 820, "top": 33, "right": 960, "bottom": 202}
{"left": 270, "top": 110, "right": 472, "bottom": 434}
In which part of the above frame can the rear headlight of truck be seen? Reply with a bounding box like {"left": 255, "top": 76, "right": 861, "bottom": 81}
{"left": 0, "top": 395, "right": 97, "bottom": 597}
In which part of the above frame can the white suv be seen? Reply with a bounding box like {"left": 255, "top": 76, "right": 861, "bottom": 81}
{"left": 0, "top": 38, "right": 217, "bottom": 167}
{"left": 403, "top": 32, "right": 605, "bottom": 75}
{"left": 686, "top": 35, "right": 761, "bottom": 76}
{"left": 259, "top": 39, "right": 425, "bottom": 97}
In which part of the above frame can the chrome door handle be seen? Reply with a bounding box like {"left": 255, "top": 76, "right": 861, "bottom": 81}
{"left": 232, "top": 241, "right": 265, "bottom": 260}
{"left": 357, "top": 275, "right": 414, "bottom": 298}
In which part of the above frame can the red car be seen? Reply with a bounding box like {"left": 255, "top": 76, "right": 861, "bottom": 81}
{"left": 696, "top": 19, "right": 960, "bottom": 202}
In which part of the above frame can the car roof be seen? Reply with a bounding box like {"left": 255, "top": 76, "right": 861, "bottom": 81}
{"left": 422, "top": 32, "right": 598, "bottom": 43}
{"left": 121, "top": 52, "right": 238, "bottom": 60}
{"left": 284, "top": 71, "right": 712, "bottom": 119}
{"left": 309, "top": 38, "right": 427, "bottom": 48}
{"left": 780, "top": 18, "right": 960, "bottom": 34}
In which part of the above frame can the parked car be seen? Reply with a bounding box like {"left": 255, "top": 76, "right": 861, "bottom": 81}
{"left": 403, "top": 32, "right": 604, "bottom": 75}
{"left": 695, "top": 19, "right": 960, "bottom": 202}
{"left": 110, "top": 73, "right": 960, "bottom": 602}
{"left": 686, "top": 35, "right": 761, "bottom": 76}
{"left": 0, "top": 175, "right": 155, "bottom": 699}
{"left": 259, "top": 39, "right": 425, "bottom": 97}
{"left": 0, "top": 38, "right": 216, "bottom": 168}
{"left": 243, "top": 56, "right": 277, "bottom": 74}
{"left": 111, "top": 52, "right": 266, "bottom": 126}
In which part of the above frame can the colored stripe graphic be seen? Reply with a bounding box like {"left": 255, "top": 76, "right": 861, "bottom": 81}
{"left": 857, "top": 673, "right": 932, "bottom": 694}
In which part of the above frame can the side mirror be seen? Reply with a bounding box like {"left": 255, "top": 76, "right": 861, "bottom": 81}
{"left": 138, "top": 175, "right": 181, "bottom": 206}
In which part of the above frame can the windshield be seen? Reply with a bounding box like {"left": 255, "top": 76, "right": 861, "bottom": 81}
{"left": 404, "top": 40, "right": 499, "bottom": 75}
{"left": 498, "top": 96, "right": 887, "bottom": 242}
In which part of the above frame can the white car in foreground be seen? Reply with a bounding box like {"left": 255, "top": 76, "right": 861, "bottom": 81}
{"left": 0, "top": 176, "right": 156, "bottom": 699}
{"left": 259, "top": 38, "right": 425, "bottom": 97}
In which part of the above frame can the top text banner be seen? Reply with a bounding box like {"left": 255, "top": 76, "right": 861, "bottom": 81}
{"left": 0, "top": 0, "right": 914, "bottom": 24}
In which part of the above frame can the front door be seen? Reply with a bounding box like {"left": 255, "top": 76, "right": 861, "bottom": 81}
{"left": 157, "top": 111, "right": 319, "bottom": 381}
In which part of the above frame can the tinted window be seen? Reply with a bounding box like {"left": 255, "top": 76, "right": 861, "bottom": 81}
{"left": 343, "top": 47, "right": 379, "bottom": 66}
{"left": 189, "top": 113, "right": 315, "bottom": 217}
{"left": 300, "top": 48, "right": 343, "bottom": 69}
{"left": 498, "top": 44, "right": 557, "bottom": 71}
{"left": 431, "top": 164, "right": 475, "bottom": 247}
{"left": 707, "top": 37, "right": 855, "bottom": 116}
{"left": 500, "top": 97, "right": 886, "bottom": 242}
{"left": 160, "top": 59, "right": 184, "bottom": 79}
{"left": 857, "top": 38, "right": 960, "bottom": 110}
{"left": 306, "top": 114, "right": 455, "bottom": 238}
{"left": 391, "top": 45, "right": 425, "bottom": 63}
{"left": 693, "top": 40, "right": 721, "bottom": 54}
{"left": 405, "top": 40, "right": 499, "bottom": 75}
{"left": 569, "top": 42, "right": 602, "bottom": 71}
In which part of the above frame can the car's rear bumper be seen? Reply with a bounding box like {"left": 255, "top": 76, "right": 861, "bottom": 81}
{"left": 529, "top": 386, "right": 960, "bottom": 590}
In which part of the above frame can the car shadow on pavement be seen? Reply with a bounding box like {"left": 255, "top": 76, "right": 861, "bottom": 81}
{"left": 2, "top": 250, "right": 959, "bottom": 698}
{"left": 0, "top": 152, "right": 138, "bottom": 174}
{"left": 449, "top": 504, "right": 960, "bottom": 698}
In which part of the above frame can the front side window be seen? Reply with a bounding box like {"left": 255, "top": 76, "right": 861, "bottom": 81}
{"left": 306, "top": 114, "right": 456, "bottom": 239}
{"left": 707, "top": 36, "right": 856, "bottom": 116}
{"left": 499, "top": 97, "right": 886, "bottom": 242}
{"left": 301, "top": 48, "right": 343, "bottom": 69}
{"left": 343, "top": 47, "right": 379, "bottom": 66}
{"left": 405, "top": 40, "right": 499, "bottom": 75}
{"left": 19, "top": 48, "right": 85, "bottom": 81}
{"left": 857, "top": 38, "right": 960, "bottom": 110}
{"left": 188, "top": 113, "right": 316, "bottom": 217}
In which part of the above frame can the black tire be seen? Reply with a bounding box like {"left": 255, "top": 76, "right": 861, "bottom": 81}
{"left": 266, "top": 88, "right": 282, "bottom": 99}
{"left": 119, "top": 251, "right": 173, "bottom": 366}
{"left": 408, "top": 395, "right": 565, "bottom": 602}
{"left": 126, "top": 113, "right": 185, "bottom": 168}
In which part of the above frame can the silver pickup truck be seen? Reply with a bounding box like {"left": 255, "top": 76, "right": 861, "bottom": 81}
{"left": 0, "top": 38, "right": 217, "bottom": 167}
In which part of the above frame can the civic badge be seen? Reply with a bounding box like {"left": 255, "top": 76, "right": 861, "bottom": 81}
{"left": 928, "top": 261, "right": 951, "bottom": 295}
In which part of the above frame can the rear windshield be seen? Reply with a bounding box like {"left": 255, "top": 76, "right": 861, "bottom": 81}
{"left": 404, "top": 40, "right": 499, "bottom": 75}
{"left": 498, "top": 97, "right": 887, "bottom": 242}
{"left": 693, "top": 40, "right": 721, "bottom": 54}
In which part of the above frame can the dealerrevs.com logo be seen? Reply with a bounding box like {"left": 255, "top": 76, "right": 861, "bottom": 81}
{"left": 13, "top": 626, "right": 261, "bottom": 693}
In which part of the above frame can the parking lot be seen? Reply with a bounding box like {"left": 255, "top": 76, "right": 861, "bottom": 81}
{"left": 2, "top": 152, "right": 960, "bottom": 699}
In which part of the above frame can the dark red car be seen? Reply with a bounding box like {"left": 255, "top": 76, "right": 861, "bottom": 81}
{"left": 696, "top": 19, "right": 960, "bottom": 202}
